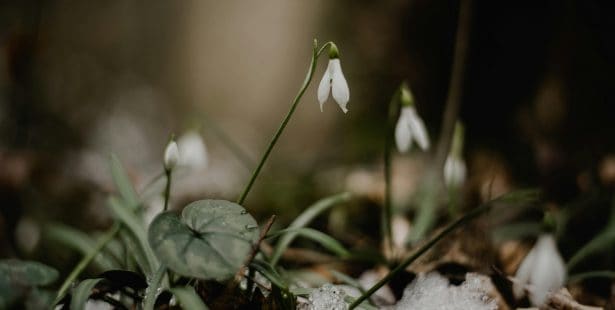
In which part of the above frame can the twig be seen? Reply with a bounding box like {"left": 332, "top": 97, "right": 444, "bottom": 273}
{"left": 231, "top": 215, "right": 277, "bottom": 287}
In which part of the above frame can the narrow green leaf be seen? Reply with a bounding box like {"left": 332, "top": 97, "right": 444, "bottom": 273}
{"left": 330, "top": 270, "right": 378, "bottom": 308}
{"left": 568, "top": 270, "right": 615, "bottom": 283}
{"left": 492, "top": 189, "right": 541, "bottom": 204}
{"left": 109, "top": 154, "right": 139, "bottom": 210}
{"left": 45, "top": 223, "right": 120, "bottom": 270}
{"left": 103, "top": 237, "right": 126, "bottom": 268}
{"left": 70, "top": 278, "right": 103, "bottom": 310}
{"left": 55, "top": 223, "right": 120, "bottom": 305}
{"left": 119, "top": 230, "right": 150, "bottom": 275}
{"left": 250, "top": 259, "right": 288, "bottom": 290}
{"left": 289, "top": 287, "right": 312, "bottom": 297}
{"left": 344, "top": 296, "right": 378, "bottom": 310}
{"left": 268, "top": 227, "right": 350, "bottom": 258}
{"left": 567, "top": 228, "right": 615, "bottom": 271}
{"left": 107, "top": 197, "right": 158, "bottom": 278}
{"left": 142, "top": 265, "right": 167, "bottom": 310}
{"left": 170, "top": 287, "right": 209, "bottom": 310}
{"left": 491, "top": 221, "right": 543, "bottom": 242}
{"left": 270, "top": 192, "right": 352, "bottom": 266}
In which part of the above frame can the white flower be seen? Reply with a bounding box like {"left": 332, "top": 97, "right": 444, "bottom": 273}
{"left": 317, "top": 58, "right": 350, "bottom": 113}
{"left": 177, "top": 131, "right": 208, "bottom": 169}
{"left": 394, "top": 106, "right": 430, "bottom": 153}
{"left": 444, "top": 154, "right": 466, "bottom": 187}
{"left": 163, "top": 140, "right": 179, "bottom": 171}
{"left": 513, "top": 234, "right": 566, "bottom": 306}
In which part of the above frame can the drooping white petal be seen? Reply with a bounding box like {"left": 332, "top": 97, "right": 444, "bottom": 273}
{"left": 163, "top": 141, "right": 180, "bottom": 170}
{"left": 406, "top": 107, "right": 430, "bottom": 151}
{"left": 395, "top": 110, "right": 413, "bottom": 153}
{"left": 444, "top": 155, "right": 466, "bottom": 187}
{"left": 527, "top": 234, "right": 566, "bottom": 306}
{"left": 513, "top": 242, "right": 537, "bottom": 299}
{"left": 513, "top": 234, "right": 566, "bottom": 306}
{"left": 330, "top": 59, "right": 350, "bottom": 113}
{"left": 177, "top": 131, "right": 208, "bottom": 169}
{"left": 317, "top": 61, "right": 333, "bottom": 111}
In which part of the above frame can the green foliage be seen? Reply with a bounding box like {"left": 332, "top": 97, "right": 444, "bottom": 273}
{"left": 148, "top": 199, "right": 259, "bottom": 281}
{"left": 45, "top": 222, "right": 120, "bottom": 271}
{"left": 70, "top": 278, "right": 103, "bottom": 310}
{"left": 108, "top": 196, "right": 159, "bottom": 278}
{"left": 267, "top": 227, "right": 350, "bottom": 259}
{"left": 0, "top": 260, "right": 58, "bottom": 309}
{"left": 142, "top": 265, "right": 167, "bottom": 310}
{"left": 110, "top": 154, "right": 140, "bottom": 210}
{"left": 270, "top": 192, "right": 351, "bottom": 266}
{"left": 171, "top": 287, "right": 210, "bottom": 310}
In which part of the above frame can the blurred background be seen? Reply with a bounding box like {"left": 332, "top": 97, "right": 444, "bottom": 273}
{"left": 1, "top": 0, "right": 615, "bottom": 302}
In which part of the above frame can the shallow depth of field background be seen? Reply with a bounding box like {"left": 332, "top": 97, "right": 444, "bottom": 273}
{"left": 1, "top": 0, "right": 614, "bottom": 292}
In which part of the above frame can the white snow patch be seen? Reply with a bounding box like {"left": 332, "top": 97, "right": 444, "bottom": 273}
{"left": 394, "top": 272, "right": 497, "bottom": 310}
{"left": 307, "top": 283, "right": 348, "bottom": 310}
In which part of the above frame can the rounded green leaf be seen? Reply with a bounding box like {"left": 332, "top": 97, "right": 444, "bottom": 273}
{"left": 148, "top": 200, "right": 259, "bottom": 281}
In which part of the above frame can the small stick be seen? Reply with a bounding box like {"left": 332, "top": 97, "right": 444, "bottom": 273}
{"left": 231, "top": 215, "right": 277, "bottom": 287}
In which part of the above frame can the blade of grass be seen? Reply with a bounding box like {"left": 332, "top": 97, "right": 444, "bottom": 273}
{"left": 567, "top": 228, "right": 615, "bottom": 271}
{"left": 270, "top": 192, "right": 352, "bottom": 266}
{"left": 45, "top": 223, "right": 120, "bottom": 270}
{"left": 344, "top": 296, "right": 378, "bottom": 310}
{"left": 568, "top": 270, "right": 615, "bottom": 283}
{"left": 349, "top": 189, "right": 541, "bottom": 309}
{"left": 109, "top": 154, "right": 139, "bottom": 210}
{"left": 170, "top": 287, "right": 209, "bottom": 310}
{"left": 491, "top": 221, "right": 543, "bottom": 243}
{"left": 250, "top": 259, "right": 288, "bottom": 290}
{"left": 267, "top": 227, "right": 350, "bottom": 259}
{"left": 142, "top": 265, "right": 167, "bottom": 310}
{"left": 55, "top": 223, "right": 120, "bottom": 305}
{"left": 107, "top": 197, "right": 159, "bottom": 278}
{"left": 70, "top": 278, "right": 103, "bottom": 310}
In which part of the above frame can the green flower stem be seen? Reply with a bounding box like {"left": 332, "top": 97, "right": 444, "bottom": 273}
{"left": 349, "top": 202, "right": 492, "bottom": 309}
{"left": 55, "top": 222, "right": 121, "bottom": 305}
{"left": 382, "top": 88, "right": 401, "bottom": 259}
{"left": 236, "top": 40, "right": 332, "bottom": 205}
{"left": 163, "top": 169, "right": 172, "bottom": 211}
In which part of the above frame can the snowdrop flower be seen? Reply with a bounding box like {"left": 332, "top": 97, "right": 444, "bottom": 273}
{"left": 317, "top": 43, "right": 350, "bottom": 113}
{"left": 163, "top": 139, "right": 179, "bottom": 171}
{"left": 177, "top": 130, "right": 208, "bottom": 169}
{"left": 394, "top": 85, "right": 430, "bottom": 152}
{"left": 443, "top": 121, "right": 466, "bottom": 187}
{"left": 444, "top": 156, "right": 466, "bottom": 188}
{"left": 513, "top": 234, "right": 566, "bottom": 306}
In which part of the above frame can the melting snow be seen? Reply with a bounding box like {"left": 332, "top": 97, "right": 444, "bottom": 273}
{"left": 393, "top": 272, "right": 497, "bottom": 310}
{"left": 307, "top": 283, "right": 348, "bottom": 310}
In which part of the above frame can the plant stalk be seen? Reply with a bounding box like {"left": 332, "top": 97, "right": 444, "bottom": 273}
{"left": 349, "top": 202, "right": 490, "bottom": 309}
{"left": 236, "top": 40, "right": 332, "bottom": 205}
{"left": 163, "top": 169, "right": 172, "bottom": 211}
{"left": 382, "top": 88, "right": 401, "bottom": 259}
